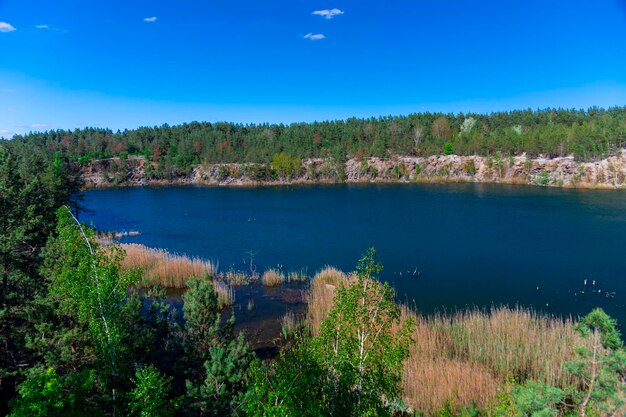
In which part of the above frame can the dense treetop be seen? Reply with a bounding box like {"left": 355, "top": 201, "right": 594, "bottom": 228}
{"left": 5, "top": 108, "right": 626, "bottom": 174}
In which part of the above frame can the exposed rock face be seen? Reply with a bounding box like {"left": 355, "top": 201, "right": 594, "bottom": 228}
{"left": 82, "top": 150, "right": 626, "bottom": 189}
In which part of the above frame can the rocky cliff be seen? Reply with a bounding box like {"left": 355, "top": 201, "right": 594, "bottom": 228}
{"left": 83, "top": 150, "right": 626, "bottom": 189}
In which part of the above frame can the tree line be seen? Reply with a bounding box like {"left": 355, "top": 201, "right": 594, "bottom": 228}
{"left": 5, "top": 107, "right": 626, "bottom": 179}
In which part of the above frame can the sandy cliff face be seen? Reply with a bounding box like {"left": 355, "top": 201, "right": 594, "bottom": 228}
{"left": 83, "top": 150, "right": 626, "bottom": 189}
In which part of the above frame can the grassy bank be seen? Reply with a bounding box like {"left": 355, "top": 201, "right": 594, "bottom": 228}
{"left": 305, "top": 267, "right": 583, "bottom": 414}
{"left": 117, "top": 243, "right": 614, "bottom": 415}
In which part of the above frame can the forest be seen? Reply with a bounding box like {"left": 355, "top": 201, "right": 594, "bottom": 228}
{"left": 4, "top": 107, "right": 626, "bottom": 182}
{"left": 1, "top": 123, "right": 625, "bottom": 416}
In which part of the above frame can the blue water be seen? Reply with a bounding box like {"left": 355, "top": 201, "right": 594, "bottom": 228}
{"left": 82, "top": 184, "right": 626, "bottom": 325}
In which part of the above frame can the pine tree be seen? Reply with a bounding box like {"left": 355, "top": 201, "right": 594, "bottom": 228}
{"left": 182, "top": 274, "right": 251, "bottom": 416}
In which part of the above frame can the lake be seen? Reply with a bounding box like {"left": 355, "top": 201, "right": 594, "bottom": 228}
{"left": 82, "top": 183, "right": 626, "bottom": 327}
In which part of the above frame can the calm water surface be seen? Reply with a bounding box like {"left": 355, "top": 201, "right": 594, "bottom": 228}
{"left": 83, "top": 184, "right": 626, "bottom": 326}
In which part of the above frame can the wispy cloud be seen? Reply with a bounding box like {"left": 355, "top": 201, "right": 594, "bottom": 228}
{"left": 0, "top": 130, "right": 15, "bottom": 138}
{"left": 303, "top": 33, "right": 326, "bottom": 41}
{"left": 34, "top": 24, "right": 68, "bottom": 33}
{"left": 143, "top": 16, "right": 157, "bottom": 22}
{"left": 312, "top": 9, "right": 344, "bottom": 19}
{"left": 0, "top": 22, "right": 16, "bottom": 33}
{"left": 16, "top": 123, "right": 50, "bottom": 130}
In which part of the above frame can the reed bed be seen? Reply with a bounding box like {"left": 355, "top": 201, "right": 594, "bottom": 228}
{"left": 261, "top": 269, "right": 286, "bottom": 287}
{"left": 287, "top": 270, "right": 309, "bottom": 283}
{"left": 402, "top": 356, "right": 498, "bottom": 415}
{"left": 280, "top": 311, "right": 301, "bottom": 338}
{"left": 438, "top": 307, "right": 582, "bottom": 387}
{"left": 121, "top": 243, "right": 234, "bottom": 307}
{"left": 305, "top": 270, "right": 581, "bottom": 414}
{"left": 213, "top": 279, "right": 236, "bottom": 309}
{"left": 122, "top": 243, "right": 216, "bottom": 287}
{"left": 219, "top": 270, "right": 252, "bottom": 286}
{"left": 306, "top": 267, "right": 348, "bottom": 336}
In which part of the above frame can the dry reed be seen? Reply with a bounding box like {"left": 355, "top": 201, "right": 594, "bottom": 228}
{"left": 219, "top": 270, "right": 251, "bottom": 286}
{"left": 261, "top": 269, "right": 286, "bottom": 287}
{"left": 121, "top": 243, "right": 234, "bottom": 307}
{"left": 280, "top": 311, "right": 300, "bottom": 338}
{"left": 122, "top": 243, "right": 216, "bottom": 287}
{"left": 306, "top": 267, "right": 348, "bottom": 336}
{"left": 213, "top": 279, "right": 236, "bottom": 309}
{"left": 287, "top": 271, "right": 309, "bottom": 283}
{"left": 305, "top": 267, "right": 581, "bottom": 415}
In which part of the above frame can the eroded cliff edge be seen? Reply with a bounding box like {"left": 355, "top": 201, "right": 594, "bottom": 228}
{"left": 83, "top": 150, "right": 626, "bottom": 189}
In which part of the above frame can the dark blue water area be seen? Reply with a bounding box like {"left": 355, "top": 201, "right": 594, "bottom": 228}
{"left": 82, "top": 183, "right": 626, "bottom": 327}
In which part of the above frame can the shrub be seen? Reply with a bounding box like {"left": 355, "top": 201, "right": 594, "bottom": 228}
{"left": 464, "top": 160, "right": 477, "bottom": 175}
{"left": 414, "top": 163, "right": 422, "bottom": 177}
{"left": 261, "top": 269, "right": 286, "bottom": 287}
{"left": 271, "top": 152, "right": 302, "bottom": 179}
{"left": 287, "top": 271, "right": 308, "bottom": 283}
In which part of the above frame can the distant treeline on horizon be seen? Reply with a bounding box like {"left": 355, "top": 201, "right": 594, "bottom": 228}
{"left": 5, "top": 107, "right": 626, "bottom": 171}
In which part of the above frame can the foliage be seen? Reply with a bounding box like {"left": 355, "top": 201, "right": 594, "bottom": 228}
{"left": 9, "top": 367, "right": 95, "bottom": 417}
{"left": 6, "top": 107, "right": 626, "bottom": 186}
{"left": 49, "top": 208, "right": 138, "bottom": 384}
{"left": 508, "top": 380, "right": 567, "bottom": 417}
{"left": 566, "top": 308, "right": 625, "bottom": 417}
{"left": 0, "top": 144, "right": 81, "bottom": 414}
{"left": 312, "top": 248, "right": 415, "bottom": 416}
{"left": 182, "top": 274, "right": 251, "bottom": 416}
{"left": 271, "top": 152, "right": 302, "bottom": 179}
{"left": 243, "top": 345, "right": 326, "bottom": 417}
{"left": 129, "top": 365, "right": 176, "bottom": 417}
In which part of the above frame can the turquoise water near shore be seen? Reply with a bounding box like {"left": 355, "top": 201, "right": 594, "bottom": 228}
{"left": 83, "top": 183, "right": 626, "bottom": 325}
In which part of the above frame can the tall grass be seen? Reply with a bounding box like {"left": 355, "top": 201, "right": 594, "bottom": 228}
{"left": 438, "top": 307, "right": 582, "bottom": 387}
{"left": 306, "top": 267, "right": 348, "bottom": 336}
{"left": 287, "top": 270, "right": 309, "bottom": 283}
{"left": 122, "top": 243, "right": 216, "bottom": 287}
{"left": 121, "top": 243, "right": 233, "bottom": 307}
{"left": 261, "top": 269, "right": 286, "bottom": 287}
{"left": 305, "top": 269, "right": 581, "bottom": 414}
{"left": 280, "top": 311, "right": 301, "bottom": 339}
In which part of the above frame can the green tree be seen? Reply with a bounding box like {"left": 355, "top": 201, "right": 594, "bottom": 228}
{"left": 182, "top": 275, "right": 251, "bottom": 416}
{"left": 9, "top": 367, "right": 95, "bottom": 417}
{"left": 243, "top": 345, "right": 326, "bottom": 417}
{"left": 271, "top": 152, "right": 302, "bottom": 179}
{"left": 312, "top": 248, "right": 415, "bottom": 416}
{"left": 509, "top": 380, "right": 567, "bottom": 417}
{"left": 566, "top": 308, "right": 625, "bottom": 417}
{"left": 129, "top": 365, "right": 176, "bottom": 417}
{"left": 48, "top": 207, "right": 138, "bottom": 415}
{"left": 0, "top": 145, "right": 81, "bottom": 414}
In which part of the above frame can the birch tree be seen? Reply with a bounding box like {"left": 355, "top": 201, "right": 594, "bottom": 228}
{"left": 314, "top": 248, "right": 414, "bottom": 416}
{"left": 48, "top": 207, "right": 138, "bottom": 416}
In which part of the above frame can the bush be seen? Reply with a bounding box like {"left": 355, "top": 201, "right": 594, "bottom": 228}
{"left": 464, "top": 160, "right": 477, "bottom": 175}
{"left": 271, "top": 152, "right": 302, "bottom": 179}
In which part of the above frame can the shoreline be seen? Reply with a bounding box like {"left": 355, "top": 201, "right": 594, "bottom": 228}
{"left": 82, "top": 151, "right": 626, "bottom": 190}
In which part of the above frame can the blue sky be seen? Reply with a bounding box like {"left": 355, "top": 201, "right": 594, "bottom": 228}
{"left": 1, "top": 0, "right": 625, "bottom": 137}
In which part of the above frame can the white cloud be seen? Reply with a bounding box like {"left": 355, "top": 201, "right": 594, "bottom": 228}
{"left": 143, "top": 16, "right": 157, "bottom": 22}
{"left": 0, "top": 130, "right": 15, "bottom": 138}
{"left": 30, "top": 123, "right": 49, "bottom": 130}
{"left": 35, "top": 24, "right": 49, "bottom": 29}
{"left": 0, "top": 22, "right": 16, "bottom": 33}
{"left": 312, "top": 9, "right": 344, "bottom": 19}
{"left": 304, "top": 33, "right": 325, "bottom": 41}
